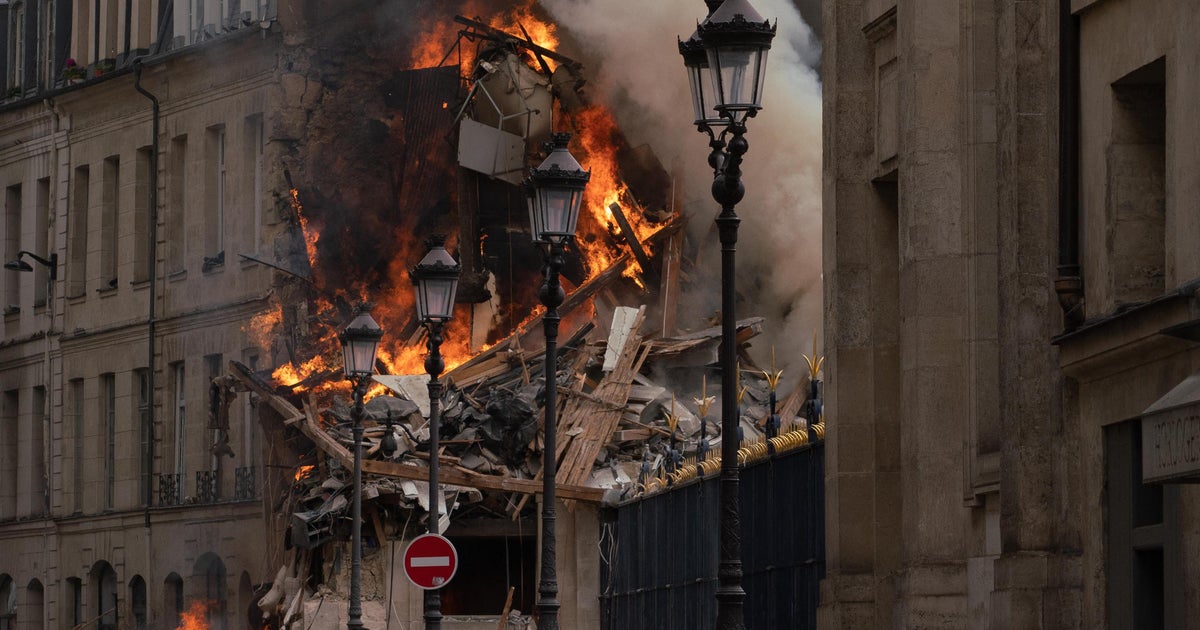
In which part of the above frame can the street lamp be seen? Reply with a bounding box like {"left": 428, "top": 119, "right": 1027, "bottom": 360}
{"left": 679, "top": 1, "right": 775, "bottom": 628}
{"left": 524, "top": 132, "right": 589, "bottom": 630}
{"left": 3, "top": 250, "right": 58, "bottom": 279}
{"left": 410, "top": 235, "right": 461, "bottom": 630}
{"left": 339, "top": 306, "right": 383, "bottom": 630}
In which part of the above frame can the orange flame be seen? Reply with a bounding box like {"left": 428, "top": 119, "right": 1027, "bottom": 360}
{"left": 407, "top": 1, "right": 559, "bottom": 73}
{"left": 295, "top": 465, "right": 315, "bottom": 481}
{"left": 175, "top": 600, "right": 213, "bottom": 630}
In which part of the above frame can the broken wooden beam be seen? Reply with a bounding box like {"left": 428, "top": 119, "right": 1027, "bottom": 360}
{"left": 608, "top": 202, "right": 654, "bottom": 285}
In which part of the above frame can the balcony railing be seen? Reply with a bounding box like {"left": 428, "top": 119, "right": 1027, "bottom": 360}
{"left": 157, "top": 473, "right": 183, "bottom": 507}
{"left": 234, "top": 466, "right": 257, "bottom": 501}
{"left": 195, "top": 470, "right": 220, "bottom": 504}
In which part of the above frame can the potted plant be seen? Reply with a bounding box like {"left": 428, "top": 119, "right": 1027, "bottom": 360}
{"left": 94, "top": 59, "right": 116, "bottom": 77}
{"left": 62, "top": 58, "right": 85, "bottom": 83}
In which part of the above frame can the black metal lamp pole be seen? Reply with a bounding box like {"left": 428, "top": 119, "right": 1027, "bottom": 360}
{"left": 679, "top": 1, "right": 775, "bottom": 628}
{"left": 524, "top": 132, "right": 590, "bottom": 630}
{"left": 538, "top": 240, "right": 565, "bottom": 629}
{"left": 348, "top": 375, "right": 368, "bottom": 630}
{"left": 410, "top": 236, "right": 461, "bottom": 630}
{"left": 340, "top": 306, "right": 384, "bottom": 630}
{"left": 424, "top": 322, "right": 445, "bottom": 630}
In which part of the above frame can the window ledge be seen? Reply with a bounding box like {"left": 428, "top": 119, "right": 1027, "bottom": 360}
{"left": 96, "top": 286, "right": 118, "bottom": 297}
{"left": 167, "top": 269, "right": 187, "bottom": 282}
{"left": 130, "top": 279, "right": 151, "bottom": 291}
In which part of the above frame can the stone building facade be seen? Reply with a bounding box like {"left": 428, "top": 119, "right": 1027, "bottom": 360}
{"left": 821, "top": 0, "right": 1200, "bottom": 627}
{"left": 0, "top": 1, "right": 288, "bottom": 628}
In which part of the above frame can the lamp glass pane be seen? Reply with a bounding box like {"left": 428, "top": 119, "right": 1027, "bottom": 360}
{"left": 708, "top": 44, "right": 764, "bottom": 110}
{"left": 687, "top": 63, "right": 716, "bottom": 125}
{"left": 536, "top": 186, "right": 578, "bottom": 238}
{"left": 422, "top": 277, "right": 458, "bottom": 320}
{"left": 343, "top": 337, "right": 379, "bottom": 376}
{"left": 527, "top": 193, "right": 540, "bottom": 242}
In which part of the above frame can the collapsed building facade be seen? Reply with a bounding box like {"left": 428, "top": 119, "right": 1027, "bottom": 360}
{"left": 0, "top": 1, "right": 824, "bottom": 628}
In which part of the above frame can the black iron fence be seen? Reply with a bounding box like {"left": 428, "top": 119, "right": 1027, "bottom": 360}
{"left": 599, "top": 441, "right": 824, "bottom": 630}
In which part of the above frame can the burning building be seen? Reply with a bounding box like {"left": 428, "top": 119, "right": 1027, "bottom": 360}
{"left": 0, "top": 0, "right": 823, "bottom": 628}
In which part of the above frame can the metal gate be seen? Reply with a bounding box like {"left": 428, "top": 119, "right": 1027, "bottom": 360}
{"left": 599, "top": 442, "right": 825, "bottom": 630}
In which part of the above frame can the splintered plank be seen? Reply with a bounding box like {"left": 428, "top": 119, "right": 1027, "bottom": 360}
{"left": 556, "top": 306, "right": 648, "bottom": 490}
{"left": 511, "top": 306, "right": 648, "bottom": 517}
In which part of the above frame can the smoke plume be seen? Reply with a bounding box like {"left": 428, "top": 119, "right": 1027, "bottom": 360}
{"left": 540, "top": 0, "right": 823, "bottom": 379}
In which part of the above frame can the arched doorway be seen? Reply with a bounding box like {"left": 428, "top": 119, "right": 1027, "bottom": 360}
{"left": 88, "top": 561, "right": 118, "bottom": 630}
{"left": 163, "top": 572, "right": 183, "bottom": 628}
{"left": 128, "top": 575, "right": 147, "bottom": 630}
{"left": 193, "top": 552, "right": 227, "bottom": 629}
{"left": 0, "top": 574, "right": 14, "bottom": 630}
{"left": 23, "top": 579, "right": 43, "bottom": 630}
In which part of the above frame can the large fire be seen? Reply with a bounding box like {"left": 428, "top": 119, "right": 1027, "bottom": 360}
{"left": 245, "top": 2, "right": 666, "bottom": 395}
{"left": 175, "top": 600, "right": 213, "bottom": 630}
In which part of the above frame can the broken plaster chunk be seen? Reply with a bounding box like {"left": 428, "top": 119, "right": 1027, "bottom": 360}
{"left": 374, "top": 374, "right": 433, "bottom": 417}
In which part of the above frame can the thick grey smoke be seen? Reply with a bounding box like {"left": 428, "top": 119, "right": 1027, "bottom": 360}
{"left": 540, "top": 0, "right": 823, "bottom": 380}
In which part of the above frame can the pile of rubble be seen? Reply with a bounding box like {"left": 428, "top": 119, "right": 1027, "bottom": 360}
{"left": 229, "top": 299, "right": 823, "bottom": 525}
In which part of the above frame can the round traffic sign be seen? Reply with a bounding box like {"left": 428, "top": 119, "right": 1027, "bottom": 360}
{"left": 403, "top": 533, "right": 458, "bottom": 590}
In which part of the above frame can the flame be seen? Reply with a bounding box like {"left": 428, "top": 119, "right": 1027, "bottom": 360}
{"left": 295, "top": 464, "right": 315, "bottom": 481}
{"left": 565, "top": 106, "right": 665, "bottom": 283}
{"left": 407, "top": 1, "right": 559, "bottom": 73}
{"left": 291, "top": 189, "right": 320, "bottom": 271}
{"left": 175, "top": 600, "right": 213, "bottom": 630}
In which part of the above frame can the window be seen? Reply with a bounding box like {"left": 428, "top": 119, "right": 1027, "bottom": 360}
{"left": 191, "top": 0, "right": 205, "bottom": 42}
{"left": 33, "top": 178, "right": 48, "bottom": 307}
{"left": 102, "top": 374, "right": 115, "bottom": 510}
{"left": 4, "top": 184, "right": 20, "bottom": 312}
{"left": 100, "top": 155, "right": 119, "bottom": 289}
{"left": 31, "top": 385, "right": 45, "bottom": 516}
{"left": 246, "top": 114, "right": 265, "bottom": 252}
{"left": 1, "top": 390, "right": 17, "bottom": 520}
{"left": 8, "top": 2, "right": 25, "bottom": 92}
{"left": 204, "top": 125, "right": 226, "bottom": 268}
{"left": 102, "top": 0, "right": 117, "bottom": 61}
{"left": 1108, "top": 58, "right": 1165, "bottom": 306}
{"left": 68, "top": 166, "right": 89, "bottom": 297}
{"left": 205, "top": 353, "right": 224, "bottom": 500}
{"left": 38, "top": 0, "right": 53, "bottom": 88}
{"left": 242, "top": 351, "right": 258, "bottom": 467}
{"left": 133, "top": 148, "right": 152, "bottom": 283}
{"left": 70, "top": 378, "right": 84, "bottom": 513}
{"left": 167, "top": 136, "right": 187, "bottom": 273}
{"left": 173, "top": 362, "right": 186, "bottom": 485}
{"left": 136, "top": 369, "right": 151, "bottom": 505}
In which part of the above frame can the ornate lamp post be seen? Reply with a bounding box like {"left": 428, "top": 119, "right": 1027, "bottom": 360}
{"left": 339, "top": 306, "right": 383, "bottom": 630}
{"left": 678, "top": 1, "right": 775, "bottom": 628}
{"left": 524, "top": 132, "right": 590, "bottom": 630}
{"left": 410, "top": 235, "right": 461, "bottom": 630}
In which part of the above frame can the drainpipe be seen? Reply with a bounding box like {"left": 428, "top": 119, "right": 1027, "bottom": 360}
{"left": 134, "top": 59, "right": 159, "bottom": 529}
{"left": 1055, "top": 0, "right": 1084, "bottom": 330}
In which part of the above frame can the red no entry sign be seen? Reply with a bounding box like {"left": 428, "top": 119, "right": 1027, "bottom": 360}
{"left": 403, "top": 533, "right": 458, "bottom": 590}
